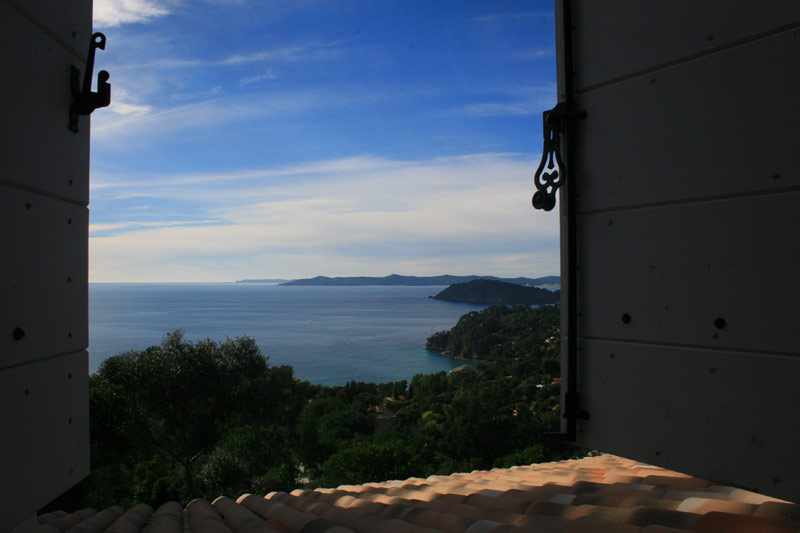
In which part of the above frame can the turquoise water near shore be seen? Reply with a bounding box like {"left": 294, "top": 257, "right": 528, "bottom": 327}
{"left": 89, "top": 283, "right": 488, "bottom": 385}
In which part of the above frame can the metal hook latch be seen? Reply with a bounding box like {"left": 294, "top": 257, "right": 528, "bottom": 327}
{"left": 69, "top": 32, "right": 111, "bottom": 133}
{"left": 531, "top": 103, "right": 585, "bottom": 211}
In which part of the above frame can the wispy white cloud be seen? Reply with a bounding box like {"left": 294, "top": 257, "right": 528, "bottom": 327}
{"left": 89, "top": 153, "right": 558, "bottom": 282}
{"left": 90, "top": 219, "right": 222, "bottom": 234}
{"left": 91, "top": 89, "right": 328, "bottom": 144}
{"left": 112, "top": 58, "right": 203, "bottom": 71}
{"left": 457, "top": 101, "right": 540, "bottom": 117}
{"left": 94, "top": 0, "right": 173, "bottom": 28}
{"left": 107, "top": 100, "right": 151, "bottom": 116}
{"left": 240, "top": 69, "right": 278, "bottom": 85}
{"left": 473, "top": 12, "right": 553, "bottom": 25}
{"left": 88, "top": 35, "right": 353, "bottom": 144}
{"left": 105, "top": 86, "right": 151, "bottom": 116}
{"left": 221, "top": 41, "right": 348, "bottom": 65}
{"left": 511, "top": 48, "right": 552, "bottom": 61}
{"left": 95, "top": 155, "right": 410, "bottom": 190}
{"left": 449, "top": 84, "right": 557, "bottom": 117}
{"left": 111, "top": 41, "right": 347, "bottom": 72}
{"left": 89, "top": 36, "right": 358, "bottom": 146}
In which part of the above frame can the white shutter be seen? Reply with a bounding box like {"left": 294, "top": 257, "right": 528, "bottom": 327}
{"left": 0, "top": 0, "right": 92, "bottom": 528}
{"left": 556, "top": 0, "right": 800, "bottom": 501}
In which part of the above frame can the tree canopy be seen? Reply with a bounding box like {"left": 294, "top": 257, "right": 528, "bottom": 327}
{"left": 46, "top": 305, "right": 579, "bottom": 512}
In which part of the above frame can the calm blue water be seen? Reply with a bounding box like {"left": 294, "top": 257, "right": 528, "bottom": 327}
{"left": 89, "top": 283, "right": 488, "bottom": 385}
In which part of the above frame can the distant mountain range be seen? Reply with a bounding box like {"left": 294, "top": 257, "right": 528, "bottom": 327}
{"left": 235, "top": 278, "right": 293, "bottom": 284}
{"left": 261, "top": 274, "right": 560, "bottom": 286}
{"left": 431, "top": 279, "right": 561, "bottom": 305}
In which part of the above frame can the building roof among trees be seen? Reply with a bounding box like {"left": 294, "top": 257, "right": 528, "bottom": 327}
{"left": 35, "top": 454, "right": 798, "bottom": 533}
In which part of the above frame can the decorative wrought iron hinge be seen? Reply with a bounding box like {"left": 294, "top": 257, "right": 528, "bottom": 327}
{"left": 69, "top": 32, "right": 111, "bottom": 133}
{"left": 531, "top": 103, "right": 585, "bottom": 211}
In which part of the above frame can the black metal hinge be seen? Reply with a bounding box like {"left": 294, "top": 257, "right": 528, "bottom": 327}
{"left": 69, "top": 32, "right": 111, "bottom": 133}
{"left": 531, "top": 103, "right": 586, "bottom": 212}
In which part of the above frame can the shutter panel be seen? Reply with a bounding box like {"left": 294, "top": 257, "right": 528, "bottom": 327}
{"left": 0, "top": 1, "right": 92, "bottom": 528}
{"left": 555, "top": 0, "right": 800, "bottom": 501}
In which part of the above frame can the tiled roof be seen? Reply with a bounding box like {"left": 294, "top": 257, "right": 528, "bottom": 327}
{"left": 36, "top": 454, "right": 800, "bottom": 532}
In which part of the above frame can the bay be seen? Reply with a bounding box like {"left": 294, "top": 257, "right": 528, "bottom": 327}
{"left": 89, "top": 283, "right": 488, "bottom": 385}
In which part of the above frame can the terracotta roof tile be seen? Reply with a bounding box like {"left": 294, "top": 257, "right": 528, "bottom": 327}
{"left": 67, "top": 506, "right": 124, "bottom": 533}
{"left": 661, "top": 489, "right": 728, "bottom": 502}
{"left": 213, "top": 496, "right": 285, "bottom": 533}
{"left": 675, "top": 497, "right": 758, "bottom": 515}
{"left": 447, "top": 503, "right": 487, "bottom": 521}
{"left": 540, "top": 482, "right": 581, "bottom": 494}
{"left": 622, "top": 507, "right": 700, "bottom": 529}
{"left": 641, "top": 477, "right": 709, "bottom": 490}
{"left": 620, "top": 497, "right": 681, "bottom": 510}
{"left": 478, "top": 509, "right": 524, "bottom": 525}
{"left": 105, "top": 504, "right": 153, "bottom": 533}
{"left": 36, "top": 454, "right": 800, "bottom": 533}
{"left": 348, "top": 500, "right": 387, "bottom": 514}
{"left": 753, "top": 501, "right": 800, "bottom": 527}
{"left": 304, "top": 502, "right": 334, "bottom": 517}
{"left": 425, "top": 512, "right": 474, "bottom": 532}
{"left": 40, "top": 508, "right": 97, "bottom": 532}
{"left": 726, "top": 489, "right": 790, "bottom": 505}
{"left": 513, "top": 513, "right": 570, "bottom": 530}
{"left": 563, "top": 516, "right": 642, "bottom": 532}
{"left": 570, "top": 493, "right": 623, "bottom": 507}
{"left": 703, "top": 485, "right": 737, "bottom": 495}
{"left": 38, "top": 511, "right": 68, "bottom": 524}
{"left": 347, "top": 510, "right": 389, "bottom": 531}
{"left": 693, "top": 511, "right": 798, "bottom": 533}
{"left": 460, "top": 493, "right": 527, "bottom": 514}
{"left": 638, "top": 526, "right": 690, "bottom": 533}
{"left": 523, "top": 499, "right": 574, "bottom": 517}
{"left": 599, "top": 484, "right": 660, "bottom": 498}
{"left": 380, "top": 504, "right": 413, "bottom": 520}
{"left": 146, "top": 502, "right": 183, "bottom": 533}
{"left": 372, "top": 517, "right": 421, "bottom": 533}
{"left": 393, "top": 507, "right": 437, "bottom": 528}
{"left": 461, "top": 520, "right": 513, "bottom": 533}
{"left": 264, "top": 503, "right": 325, "bottom": 531}
{"left": 602, "top": 474, "right": 641, "bottom": 485}
{"left": 186, "top": 499, "right": 233, "bottom": 533}
{"left": 317, "top": 505, "right": 364, "bottom": 529}
{"left": 569, "top": 503, "right": 631, "bottom": 522}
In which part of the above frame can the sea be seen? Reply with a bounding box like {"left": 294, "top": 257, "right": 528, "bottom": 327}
{"left": 89, "top": 283, "right": 489, "bottom": 385}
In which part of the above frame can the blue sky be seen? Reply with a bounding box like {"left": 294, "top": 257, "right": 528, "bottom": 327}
{"left": 89, "top": 0, "right": 559, "bottom": 282}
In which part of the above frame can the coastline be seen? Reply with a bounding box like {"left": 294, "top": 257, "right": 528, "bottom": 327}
{"left": 424, "top": 345, "right": 480, "bottom": 363}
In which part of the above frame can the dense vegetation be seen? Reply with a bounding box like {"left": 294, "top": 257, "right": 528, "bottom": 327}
{"left": 431, "top": 279, "right": 561, "bottom": 305}
{"left": 45, "top": 305, "right": 575, "bottom": 511}
{"left": 426, "top": 304, "right": 560, "bottom": 362}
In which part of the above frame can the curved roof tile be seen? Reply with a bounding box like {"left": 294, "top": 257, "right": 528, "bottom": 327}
{"left": 37, "top": 454, "right": 798, "bottom": 533}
